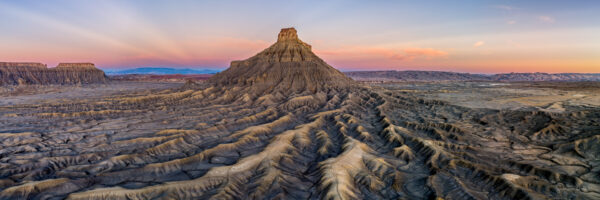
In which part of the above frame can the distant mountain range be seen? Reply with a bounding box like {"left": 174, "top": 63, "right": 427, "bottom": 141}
{"left": 103, "top": 68, "right": 600, "bottom": 82}
{"left": 104, "top": 67, "right": 222, "bottom": 75}
{"left": 345, "top": 70, "right": 489, "bottom": 81}
{"left": 345, "top": 71, "right": 600, "bottom": 82}
{"left": 490, "top": 72, "right": 600, "bottom": 81}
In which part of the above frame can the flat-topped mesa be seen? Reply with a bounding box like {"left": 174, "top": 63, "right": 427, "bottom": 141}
{"left": 56, "top": 63, "right": 97, "bottom": 69}
{"left": 0, "top": 62, "right": 108, "bottom": 85}
{"left": 0, "top": 62, "right": 47, "bottom": 69}
{"left": 209, "top": 28, "right": 353, "bottom": 91}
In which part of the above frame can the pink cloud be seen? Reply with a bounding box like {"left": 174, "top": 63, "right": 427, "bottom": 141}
{"left": 213, "top": 37, "right": 271, "bottom": 50}
{"left": 314, "top": 46, "right": 449, "bottom": 70}
{"left": 316, "top": 46, "right": 448, "bottom": 62}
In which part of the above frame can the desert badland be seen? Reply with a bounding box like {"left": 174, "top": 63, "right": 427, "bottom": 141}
{"left": 0, "top": 28, "right": 599, "bottom": 200}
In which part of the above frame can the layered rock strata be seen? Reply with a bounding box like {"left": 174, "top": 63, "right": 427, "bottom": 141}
{"left": 0, "top": 62, "right": 107, "bottom": 85}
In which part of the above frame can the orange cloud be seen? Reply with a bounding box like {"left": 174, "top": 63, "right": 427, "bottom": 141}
{"left": 473, "top": 41, "right": 485, "bottom": 47}
{"left": 401, "top": 48, "right": 448, "bottom": 60}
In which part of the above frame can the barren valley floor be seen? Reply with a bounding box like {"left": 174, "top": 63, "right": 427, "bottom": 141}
{"left": 0, "top": 82, "right": 182, "bottom": 106}
{"left": 377, "top": 81, "right": 600, "bottom": 111}
{"left": 0, "top": 81, "right": 599, "bottom": 199}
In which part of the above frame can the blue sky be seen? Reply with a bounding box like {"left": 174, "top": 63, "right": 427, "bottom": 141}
{"left": 0, "top": 0, "right": 598, "bottom": 73}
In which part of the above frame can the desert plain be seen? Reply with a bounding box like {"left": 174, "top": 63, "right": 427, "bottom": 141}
{"left": 0, "top": 28, "right": 599, "bottom": 200}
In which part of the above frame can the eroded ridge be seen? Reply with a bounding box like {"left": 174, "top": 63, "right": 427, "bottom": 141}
{"left": 0, "top": 28, "right": 599, "bottom": 199}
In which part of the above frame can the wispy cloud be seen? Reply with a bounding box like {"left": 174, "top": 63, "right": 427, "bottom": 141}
{"left": 316, "top": 47, "right": 448, "bottom": 61}
{"left": 538, "top": 16, "right": 555, "bottom": 23}
{"left": 493, "top": 5, "right": 516, "bottom": 11}
{"left": 506, "top": 20, "right": 517, "bottom": 25}
{"left": 473, "top": 41, "right": 485, "bottom": 48}
{"left": 401, "top": 48, "right": 448, "bottom": 60}
{"left": 0, "top": 2, "right": 190, "bottom": 63}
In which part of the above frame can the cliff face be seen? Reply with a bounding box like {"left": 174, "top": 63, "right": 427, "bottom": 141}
{"left": 0, "top": 62, "right": 108, "bottom": 85}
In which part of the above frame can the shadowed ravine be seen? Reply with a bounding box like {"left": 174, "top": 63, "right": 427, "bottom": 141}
{"left": 0, "top": 28, "right": 599, "bottom": 200}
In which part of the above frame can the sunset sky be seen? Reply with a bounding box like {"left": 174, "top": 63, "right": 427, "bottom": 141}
{"left": 0, "top": 0, "right": 598, "bottom": 73}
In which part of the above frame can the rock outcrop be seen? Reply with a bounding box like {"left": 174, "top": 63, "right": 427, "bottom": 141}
{"left": 0, "top": 62, "right": 108, "bottom": 85}
{"left": 209, "top": 27, "right": 354, "bottom": 92}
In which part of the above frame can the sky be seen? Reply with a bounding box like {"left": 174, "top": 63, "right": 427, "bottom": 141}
{"left": 0, "top": 0, "right": 599, "bottom": 73}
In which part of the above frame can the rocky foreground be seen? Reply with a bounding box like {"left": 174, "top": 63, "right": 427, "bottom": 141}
{"left": 0, "top": 62, "right": 107, "bottom": 85}
{"left": 0, "top": 28, "right": 599, "bottom": 199}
